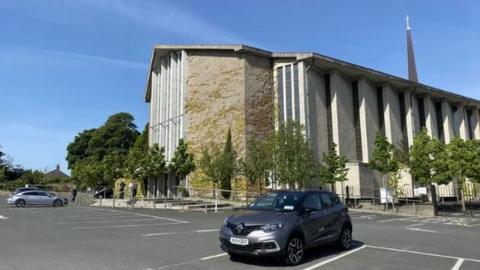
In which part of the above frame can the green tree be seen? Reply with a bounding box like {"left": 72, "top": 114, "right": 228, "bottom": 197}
{"left": 369, "top": 131, "right": 399, "bottom": 205}
{"left": 447, "top": 137, "right": 479, "bottom": 211}
{"left": 319, "top": 142, "right": 349, "bottom": 193}
{"left": 273, "top": 120, "right": 319, "bottom": 189}
{"left": 16, "top": 170, "right": 45, "bottom": 186}
{"left": 169, "top": 138, "right": 196, "bottom": 188}
{"left": 125, "top": 123, "right": 149, "bottom": 180}
{"left": 144, "top": 144, "right": 167, "bottom": 181}
{"left": 199, "top": 145, "right": 223, "bottom": 189}
{"left": 219, "top": 129, "right": 236, "bottom": 198}
{"left": 242, "top": 137, "right": 273, "bottom": 193}
{"left": 66, "top": 113, "right": 140, "bottom": 189}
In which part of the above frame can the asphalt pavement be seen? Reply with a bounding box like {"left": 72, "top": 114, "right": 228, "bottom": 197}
{"left": 0, "top": 195, "right": 479, "bottom": 270}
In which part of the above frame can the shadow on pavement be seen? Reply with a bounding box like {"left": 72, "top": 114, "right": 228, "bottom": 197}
{"left": 228, "top": 240, "right": 365, "bottom": 267}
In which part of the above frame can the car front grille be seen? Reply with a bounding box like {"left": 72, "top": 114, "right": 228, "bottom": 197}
{"left": 221, "top": 239, "right": 264, "bottom": 252}
{"left": 226, "top": 222, "right": 261, "bottom": 236}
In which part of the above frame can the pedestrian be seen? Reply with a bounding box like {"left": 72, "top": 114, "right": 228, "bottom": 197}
{"left": 71, "top": 187, "right": 77, "bottom": 204}
{"left": 119, "top": 181, "right": 125, "bottom": 199}
{"left": 132, "top": 181, "right": 138, "bottom": 202}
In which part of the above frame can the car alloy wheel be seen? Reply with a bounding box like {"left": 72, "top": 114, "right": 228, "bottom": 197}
{"left": 286, "top": 237, "right": 304, "bottom": 265}
{"left": 54, "top": 200, "right": 62, "bottom": 207}
{"left": 16, "top": 199, "right": 25, "bottom": 207}
{"left": 339, "top": 227, "right": 352, "bottom": 250}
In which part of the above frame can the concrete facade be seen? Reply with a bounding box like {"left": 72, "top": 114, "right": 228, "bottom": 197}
{"left": 144, "top": 44, "right": 480, "bottom": 198}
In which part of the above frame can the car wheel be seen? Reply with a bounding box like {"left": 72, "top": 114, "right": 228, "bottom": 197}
{"left": 284, "top": 236, "right": 304, "bottom": 266}
{"left": 53, "top": 200, "right": 63, "bottom": 207}
{"left": 15, "top": 199, "right": 26, "bottom": 208}
{"left": 338, "top": 226, "right": 352, "bottom": 250}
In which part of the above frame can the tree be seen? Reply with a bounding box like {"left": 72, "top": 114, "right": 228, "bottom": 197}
{"left": 219, "top": 129, "right": 236, "bottom": 198}
{"left": 408, "top": 128, "right": 433, "bottom": 186}
{"left": 169, "top": 138, "right": 196, "bottom": 188}
{"left": 242, "top": 137, "right": 273, "bottom": 193}
{"left": 273, "top": 120, "right": 319, "bottom": 189}
{"left": 447, "top": 137, "right": 479, "bottom": 211}
{"left": 369, "top": 131, "right": 399, "bottom": 206}
{"left": 319, "top": 142, "right": 349, "bottom": 193}
{"left": 144, "top": 144, "right": 167, "bottom": 181}
{"left": 66, "top": 113, "right": 140, "bottom": 189}
{"left": 125, "top": 123, "right": 149, "bottom": 180}
{"left": 199, "top": 145, "right": 223, "bottom": 189}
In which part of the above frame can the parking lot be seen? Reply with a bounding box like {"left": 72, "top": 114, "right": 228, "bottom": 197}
{"left": 1, "top": 196, "right": 479, "bottom": 270}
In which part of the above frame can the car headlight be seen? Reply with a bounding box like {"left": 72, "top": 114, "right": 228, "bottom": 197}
{"left": 260, "top": 222, "right": 283, "bottom": 232}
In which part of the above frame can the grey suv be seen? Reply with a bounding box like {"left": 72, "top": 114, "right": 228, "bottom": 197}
{"left": 219, "top": 190, "right": 352, "bottom": 265}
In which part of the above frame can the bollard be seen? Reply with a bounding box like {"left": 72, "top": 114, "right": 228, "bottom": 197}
{"left": 112, "top": 198, "right": 115, "bottom": 209}
{"left": 164, "top": 196, "right": 167, "bottom": 209}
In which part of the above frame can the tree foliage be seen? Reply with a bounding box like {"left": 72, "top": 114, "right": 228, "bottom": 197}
{"left": 273, "top": 120, "right": 319, "bottom": 189}
{"left": 241, "top": 137, "right": 273, "bottom": 193}
{"left": 169, "top": 138, "right": 196, "bottom": 181}
{"left": 66, "top": 113, "right": 140, "bottom": 188}
{"left": 219, "top": 129, "right": 236, "bottom": 198}
{"left": 144, "top": 144, "right": 167, "bottom": 180}
{"left": 319, "top": 142, "right": 349, "bottom": 186}
{"left": 125, "top": 123, "right": 149, "bottom": 179}
{"left": 369, "top": 131, "right": 399, "bottom": 175}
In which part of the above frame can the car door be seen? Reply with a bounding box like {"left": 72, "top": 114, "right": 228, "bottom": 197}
{"left": 37, "top": 192, "right": 52, "bottom": 205}
{"left": 25, "top": 191, "right": 40, "bottom": 205}
{"left": 301, "top": 193, "right": 329, "bottom": 246}
{"left": 319, "top": 192, "right": 342, "bottom": 239}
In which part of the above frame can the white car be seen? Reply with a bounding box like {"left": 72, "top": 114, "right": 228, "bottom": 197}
{"left": 7, "top": 190, "right": 64, "bottom": 207}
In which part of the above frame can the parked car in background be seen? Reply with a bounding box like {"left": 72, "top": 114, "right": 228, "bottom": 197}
{"left": 49, "top": 192, "right": 68, "bottom": 206}
{"left": 220, "top": 190, "right": 352, "bottom": 265}
{"left": 12, "top": 186, "right": 42, "bottom": 195}
{"left": 7, "top": 190, "right": 64, "bottom": 207}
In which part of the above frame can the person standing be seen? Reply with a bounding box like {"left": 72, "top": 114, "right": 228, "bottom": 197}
{"left": 119, "top": 181, "right": 126, "bottom": 199}
{"left": 71, "top": 187, "right": 77, "bottom": 204}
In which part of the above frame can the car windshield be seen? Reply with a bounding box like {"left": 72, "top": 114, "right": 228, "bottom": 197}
{"left": 248, "top": 192, "right": 302, "bottom": 211}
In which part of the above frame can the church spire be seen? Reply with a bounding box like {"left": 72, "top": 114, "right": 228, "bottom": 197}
{"left": 406, "top": 15, "right": 419, "bottom": 82}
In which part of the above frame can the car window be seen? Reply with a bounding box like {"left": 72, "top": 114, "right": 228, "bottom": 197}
{"left": 38, "top": 192, "right": 48, "bottom": 196}
{"left": 303, "top": 193, "right": 322, "bottom": 211}
{"left": 320, "top": 193, "right": 333, "bottom": 208}
{"left": 22, "top": 191, "right": 36, "bottom": 196}
{"left": 330, "top": 193, "right": 341, "bottom": 206}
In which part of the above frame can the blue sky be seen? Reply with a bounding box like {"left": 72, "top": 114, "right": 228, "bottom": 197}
{"left": 0, "top": 0, "right": 479, "bottom": 173}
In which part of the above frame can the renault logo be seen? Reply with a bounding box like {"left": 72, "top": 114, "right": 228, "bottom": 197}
{"left": 235, "top": 223, "right": 244, "bottom": 234}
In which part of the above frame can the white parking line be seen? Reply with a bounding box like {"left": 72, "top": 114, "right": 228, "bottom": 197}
{"left": 49, "top": 213, "right": 129, "bottom": 219}
{"left": 302, "top": 246, "right": 366, "bottom": 270}
{"left": 72, "top": 221, "right": 187, "bottom": 230}
{"left": 451, "top": 258, "right": 464, "bottom": 270}
{"left": 378, "top": 217, "right": 419, "bottom": 223}
{"left": 150, "top": 252, "right": 227, "bottom": 270}
{"left": 57, "top": 218, "right": 159, "bottom": 225}
{"left": 406, "top": 223, "right": 439, "bottom": 234}
{"left": 365, "top": 245, "right": 480, "bottom": 263}
{"left": 142, "top": 229, "right": 218, "bottom": 237}
{"left": 0, "top": 215, "right": 10, "bottom": 220}
{"left": 108, "top": 209, "right": 189, "bottom": 224}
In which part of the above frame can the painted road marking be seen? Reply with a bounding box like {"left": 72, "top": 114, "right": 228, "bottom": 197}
{"left": 142, "top": 229, "right": 218, "bottom": 237}
{"left": 451, "top": 258, "right": 464, "bottom": 270}
{"left": 72, "top": 221, "right": 187, "bottom": 230}
{"left": 378, "top": 217, "right": 419, "bottom": 223}
{"left": 303, "top": 245, "right": 367, "bottom": 270}
{"left": 148, "top": 252, "right": 227, "bottom": 270}
{"left": 0, "top": 215, "right": 10, "bottom": 220}
{"left": 365, "top": 245, "right": 480, "bottom": 263}
{"left": 406, "top": 223, "right": 439, "bottom": 234}
{"left": 108, "top": 209, "right": 189, "bottom": 224}
{"left": 57, "top": 218, "right": 159, "bottom": 225}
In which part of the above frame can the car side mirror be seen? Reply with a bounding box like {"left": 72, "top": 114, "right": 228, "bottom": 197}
{"left": 303, "top": 207, "right": 318, "bottom": 215}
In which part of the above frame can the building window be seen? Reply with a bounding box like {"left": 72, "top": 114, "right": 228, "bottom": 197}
{"left": 398, "top": 92, "right": 409, "bottom": 147}
{"left": 325, "top": 74, "right": 333, "bottom": 151}
{"left": 376, "top": 87, "right": 385, "bottom": 134}
{"left": 467, "top": 109, "right": 474, "bottom": 140}
{"left": 276, "top": 64, "right": 300, "bottom": 123}
{"left": 417, "top": 96, "right": 426, "bottom": 129}
{"left": 451, "top": 106, "right": 459, "bottom": 137}
{"left": 352, "top": 81, "right": 362, "bottom": 161}
{"left": 434, "top": 101, "right": 444, "bottom": 142}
